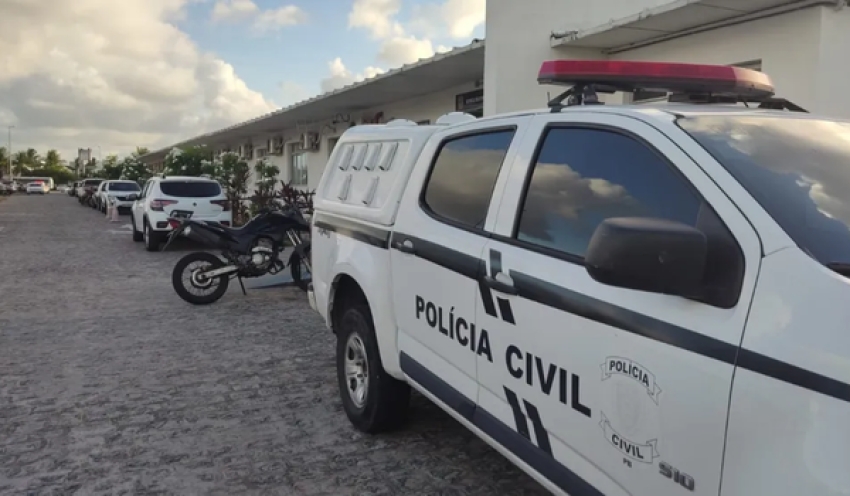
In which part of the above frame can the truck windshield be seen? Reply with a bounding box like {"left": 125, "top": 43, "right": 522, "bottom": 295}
{"left": 679, "top": 114, "right": 850, "bottom": 268}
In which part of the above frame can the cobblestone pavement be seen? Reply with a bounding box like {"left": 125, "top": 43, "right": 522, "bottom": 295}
{"left": 0, "top": 193, "right": 548, "bottom": 496}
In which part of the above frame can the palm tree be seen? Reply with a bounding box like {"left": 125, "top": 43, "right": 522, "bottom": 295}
{"left": 0, "top": 147, "right": 8, "bottom": 177}
{"left": 131, "top": 146, "right": 150, "bottom": 159}
{"left": 25, "top": 148, "right": 39, "bottom": 167}
{"left": 45, "top": 149, "right": 60, "bottom": 168}
{"left": 12, "top": 151, "right": 28, "bottom": 175}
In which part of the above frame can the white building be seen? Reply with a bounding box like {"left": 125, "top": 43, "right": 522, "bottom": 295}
{"left": 485, "top": 0, "right": 850, "bottom": 117}
{"left": 139, "top": 40, "right": 484, "bottom": 192}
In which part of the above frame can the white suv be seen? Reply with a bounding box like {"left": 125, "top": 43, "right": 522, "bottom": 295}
{"left": 96, "top": 180, "right": 141, "bottom": 213}
{"left": 131, "top": 175, "right": 231, "bottom": 251}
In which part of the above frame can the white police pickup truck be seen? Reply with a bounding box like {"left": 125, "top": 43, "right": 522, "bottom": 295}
{"left": 307, "top": 60, "right": 850, "bottom": 496}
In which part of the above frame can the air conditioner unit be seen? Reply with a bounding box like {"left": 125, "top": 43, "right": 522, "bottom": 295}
{"left": 300, "top": 132, "right": 319, "bottom": 152}
{"left": 270, "top": 136, "right": 284, "bottom": 155}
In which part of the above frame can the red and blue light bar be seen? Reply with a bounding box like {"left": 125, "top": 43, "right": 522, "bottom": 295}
{"left": 537, "top": 60, "right": 775, "bottom": 99}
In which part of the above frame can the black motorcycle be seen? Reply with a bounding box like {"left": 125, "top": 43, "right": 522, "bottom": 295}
{"left": 164, "top": 203, "right": 312, "bottom": 305}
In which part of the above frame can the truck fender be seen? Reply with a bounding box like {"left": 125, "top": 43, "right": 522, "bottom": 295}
{"left": 327, "top": 262, "right": 403, "bottom": 379}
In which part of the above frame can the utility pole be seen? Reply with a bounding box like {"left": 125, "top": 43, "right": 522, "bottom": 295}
{"left": 7, "top": 125, "right": 13, "bottom": 178}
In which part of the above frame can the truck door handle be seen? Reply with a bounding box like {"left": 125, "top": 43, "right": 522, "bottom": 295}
{"left": 484, "top": 272, "right": 517, "bottom": 295}
{"left": 394, "top": 239, "right": 415, "bottom": 254}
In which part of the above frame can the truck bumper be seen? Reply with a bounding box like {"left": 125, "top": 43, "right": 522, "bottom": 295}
{"left": 307, "top": 282, "right": 317, "bottom": 312}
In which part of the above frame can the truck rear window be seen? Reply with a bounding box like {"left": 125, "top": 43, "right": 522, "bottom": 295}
{"left": 422, "top": 130, "right": 515, "bottom": 229}
{"left": 679, "top": 114, "right": 850, "bottom": 267}
{"left": 160, "top": 181, "right": 221, "bottom": 198}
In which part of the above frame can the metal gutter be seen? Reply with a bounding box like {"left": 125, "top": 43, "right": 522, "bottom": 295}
{"left": 551, "top": 0, "right": 843, "bottom": 54}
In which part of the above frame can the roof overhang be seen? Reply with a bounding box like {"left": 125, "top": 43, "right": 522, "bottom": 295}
{"left": 140, "top": 40, "right": 485, "bottom": 163}
{"left": 550, "top": 0, "right": 839, "bottom": 53}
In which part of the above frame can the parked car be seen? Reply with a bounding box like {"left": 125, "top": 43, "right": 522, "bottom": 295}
{"left": 131, "top": 176, "right": 232, "bottom": 251}
{"left": 96, "top": 180, "right": 141, "bottom": 213}
{"left": 67, "top": 182, "right": 79, "bottom": 196}
{"left": 306, "top": 60, "right": 850, "bottom": 496}
{"left": 76, "top": 178, "right": 104, "bottom": 204}
{"left": 26, "top": 182, "right": 46, "bottom": 195}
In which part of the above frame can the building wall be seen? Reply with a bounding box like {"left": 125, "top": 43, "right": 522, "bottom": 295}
{"left": 239, "top": 80, "right": 482, "bottom": 192}
{"left": 485, "top": 0, "right": 842, "bottom": 118}
{"left": 610, "top": 8, "right": 824, "bottom": 114}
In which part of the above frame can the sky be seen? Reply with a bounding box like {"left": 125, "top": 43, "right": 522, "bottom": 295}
{"left": 0, "top": 0, "right": 485, "bottom": 161}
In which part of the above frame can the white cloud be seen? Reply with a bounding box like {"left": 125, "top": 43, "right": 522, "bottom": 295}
{"left": 410, "top": 0, "right": 486, "bottom": 39}
{"left": 328, "top": 0, "right": 485, "bottom": 90}
{"left": 0, "top": 0, "right": 278, "bottom": 159}
{"left": 255, "top": 5, "right": 308, "bottom": 31}
{"left": 211, "top": 0, "right": 259, "bottom": 22}
{"left": 377, "top": 36, "right": 436, "bottom": 66}
{"left": 278, "top": 81, "right": 311, "bottom": 107}
{"left": 320, "top": 58, "right": 384, "bottom": 94}
{"left": 211, "top": 0, "right": 307, "bottom": 31}
{"left": 348, "top": 0, "right": 404, "bottom": 39}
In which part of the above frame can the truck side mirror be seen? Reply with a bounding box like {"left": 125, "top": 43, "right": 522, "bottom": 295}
{"left": 585, "top": 217, "right": 707, "bottom": 298}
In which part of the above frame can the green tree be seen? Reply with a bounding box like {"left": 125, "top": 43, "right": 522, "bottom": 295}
{"left": 44, "top": 149, "right": 61, "bottom": 168}
{"left": 214, "top": 152, "right": 251, "bottom": 225}
{"left": 28, "top": 167, "right": 74, "bottom": 185}
{"left": 84, "top": 158, "right": 98, "bottom": 177}
{"left": 0, "top": 147, "right": 8, "bottom": 178}
{"left": 132, "top": 146, "right": 150, "bottom": 159}
{"left": 163, "top": 145, "right": 214, "bottom": 177}
{"left": 251, "top": 158, "right": 280, "bottom": 215}
{"left": 12, "top": 151, "right": 28, "bottom": 175}
{"left": 100, "top": 154, "right": 122, "bottom": 179}
{"left": 119, "top": 156, "right": 152, "bottom": 184}
{"left": 24, "top": 148, "right": 38, "bottom": 167}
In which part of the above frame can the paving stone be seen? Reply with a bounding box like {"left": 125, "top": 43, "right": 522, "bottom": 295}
{"left": 0, "top": 193, "right": 547, "bottom": 496}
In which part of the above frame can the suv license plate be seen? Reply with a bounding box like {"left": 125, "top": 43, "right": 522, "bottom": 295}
{"left": 171, "top": 210, "right": 193, "bottom": 219}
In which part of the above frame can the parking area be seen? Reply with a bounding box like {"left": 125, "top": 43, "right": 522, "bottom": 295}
{"left": 0, "top": 193, "right": 547, "bottom": 495}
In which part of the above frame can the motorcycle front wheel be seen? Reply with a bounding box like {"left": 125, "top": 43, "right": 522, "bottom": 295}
{"left": 172, "top": 252, "right": 230, "bottom": 305}
{"left": 289, "top": 245, "right": 312, "bottom": 292}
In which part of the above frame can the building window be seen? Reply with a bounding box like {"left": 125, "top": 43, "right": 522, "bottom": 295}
{"left": 328, "top": 137, "right": 340, "bottom": 157}
{"left": 422, "top": 129, "right": 515, "bottom": 230}
{"left": 290, "top": 145, "right": 308, "bottom": 186}
{"left": 455, "top": 88, "right": 484, "bottom": 117}
{"left": 256, "top": 148, "right": 268, "bottom": 158}
{"left": 515, "top": 127, "right": 702, "bottom": 259}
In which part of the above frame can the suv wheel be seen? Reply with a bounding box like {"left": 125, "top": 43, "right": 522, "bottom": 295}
{"left": 336, "top": 300, "right": 410, "bottom": 433}
{"left": 143, "top": 220, "right": 161, "bottom": 252}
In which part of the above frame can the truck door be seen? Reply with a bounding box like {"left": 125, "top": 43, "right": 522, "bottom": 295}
{"left": 473, "top": 113, "right": 762, "bottom": 496}
{"left": 390, "top": 120, "right": 528, "bottom": 413}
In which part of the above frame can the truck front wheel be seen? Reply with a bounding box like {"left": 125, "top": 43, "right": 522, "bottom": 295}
{"left": 336, "top": 302, "right": 410, "bottom": 433}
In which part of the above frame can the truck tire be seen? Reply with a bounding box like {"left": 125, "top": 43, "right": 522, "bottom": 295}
{"left": 336, "top": 302, "right": 410, "bottom": 433}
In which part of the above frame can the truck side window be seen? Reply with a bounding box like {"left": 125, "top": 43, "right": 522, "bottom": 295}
{"left": 422, "top": 129, "right": 515, "bottom": 230}
{"left": 515, "top": 127, "right": 702, "bottom": 259}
